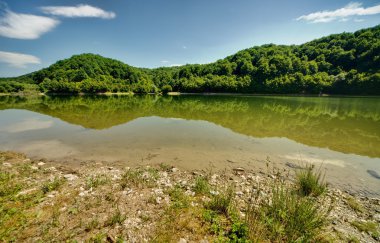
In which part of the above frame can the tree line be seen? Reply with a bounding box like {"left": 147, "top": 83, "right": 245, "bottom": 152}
{"left": 1, "top": 25, "right": 379, "bottom": 95}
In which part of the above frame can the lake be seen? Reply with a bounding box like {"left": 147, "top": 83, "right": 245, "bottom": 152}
{"left": 0, "top": 95, "right": 379, "bottom": 195}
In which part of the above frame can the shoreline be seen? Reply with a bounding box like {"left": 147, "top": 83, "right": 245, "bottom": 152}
{"left": 1, "top": 151, "right": 379, "bottom": 242}
{"left": 1, "top": 91, "right": 380, "bottom": 98}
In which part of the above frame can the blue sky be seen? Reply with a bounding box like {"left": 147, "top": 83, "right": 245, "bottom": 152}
{"left": 0, "top": 0, "right": 380, "bottom": 77}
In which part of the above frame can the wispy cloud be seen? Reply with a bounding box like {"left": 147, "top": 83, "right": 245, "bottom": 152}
{"left": 297, "top": 2, "right": 380, "bottom": 23}
{"left": 0, "top": 51, "right": 41, "bottom": 68}
{"left": 41, "top": 4, "right": 116, "bottom": 19}
{"left": 0, "top": 10, "right": 59, "bottom": 39}
{"left": 169, "top": 64, "right": 183, "bottom": 67}
{"left": 161, "top": 60, "right": 169, "bottom": 64}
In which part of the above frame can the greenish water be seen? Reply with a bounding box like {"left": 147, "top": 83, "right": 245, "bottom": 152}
{"left": 0, "top": 95, "right": 379, "bottom": 194}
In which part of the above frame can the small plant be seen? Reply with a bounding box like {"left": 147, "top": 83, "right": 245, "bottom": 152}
{"left": 296, "top": 164, "right": 327, "bottom": 197}
{"left": 85, "top": 174, "right": 109, "bottom": 190}
{"left": 351, "top": 220, "right": 379, "bottom": 239}
{"left": 168, "top": 186, "right": 190, "bottom": 209}
{"left": 158, "top": 163, "right": 172, "bottom": 172}
{"left": 105, "top": 209, "right": 126, "bottom": 226}
{"left": 120, "top": 168, "right": 157, "bottom": 189}
{"left": 85, "top": 218, "right": 100, "bottom": 232}
{"left": 207, "top": 186, "right": 235, "bottom": 216}
{"left": 41, "top": 177, "right": 64, "bottom": 194}
{"left": 193, "top": 176, "right": 210, "bottom": 195}
{"left": 346, "top": 197, "right": 365, "bottom": 213}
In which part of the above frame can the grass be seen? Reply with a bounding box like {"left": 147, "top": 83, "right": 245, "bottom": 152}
{"left": 206, "top": 186, "right": 235, "bottom": 216}
{"left": 346, "top": 197, "right": 366, "bottom": 213}
{"left": 246, "top": 183, "right": 330, "bottom": 242}
{"left": 296, "top": 164, "right": 327, "bottom": 197}
{"left": 351, "top": 220, "right": 379, "bottom": 239}
{"left": 105, "top": 209, "right": 126, "bottom": 226}
{"left": 120, "top": 167, "right": 158, "bottom": 189}
{"left": 41, "top": 177, "right": 64, "bottom": 194}
{"left": 85, "top": 174, "right": 109, "bottom": 190}
{"left": 193, "top": 176, "right": 210, "bottom": 195}
{"left": 168, "top": 186, "right": 190, "bottom": 209}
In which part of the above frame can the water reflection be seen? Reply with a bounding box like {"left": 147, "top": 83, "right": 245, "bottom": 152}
{"left": 0, "top": 95, "right": 379, "bottom": 158}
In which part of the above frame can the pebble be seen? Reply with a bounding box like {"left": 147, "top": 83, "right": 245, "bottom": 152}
{"left": 233, "top": 167, "right": 245, "bottom": 174}
{"left": 30, "top": 165, "right": 39, "bottom": 170}
{"left": 3, "top": 162, "right": 11, "bottom": 167}
{"left": 64, "top": 174, "right": 78, "bottom": 181}
{"left": 37, "top": 162, "right": 45, "bottom": 166}
{"left": 178, "top": 238, "right": 187, "bottom": 243}
{"left": 373, "top": 214, "right": 380, "bottom": 222}
{"left": 171, "top": 167, "right": 179, "bottom": 172}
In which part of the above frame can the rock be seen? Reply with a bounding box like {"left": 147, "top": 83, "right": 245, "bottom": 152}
{"left": 180, "top": 180, "right": 187, "bottom": 186}
{"left": 64, "top": 174, "right": 78, "bottom": 181}
{"left": 122, "top": 189, "right": 133, "bottom": 195}
{"left": 285, "top": 162, "right": 303, "bottom": 169}
{"left": 37, "top": 162, "right": 45, "bottom": 166}
{"left": 373, "top": 214, "right": 380, "bottom": 222}
{"left": 47, "top": 167, "right": 57, "bottom": 172}
{"left": 17, "top": 188, "right": 37, "bottom": 196}
{"left": 236, "top": 191, "right": 244, "bottom": 196}
{"left": 23, "top": 159, "right": 31, "bottom": 163}
{"left": 192, "top": 171, "right": 202, "bottom": 176}
{"left": 3, "top": 162, "right": 11, "bottom": 167}
{"left": 200, "top": 240, "right": 209, "bottom": 243}
{"left": 210, "top": 190, "right": 219, "bottom": 195}
{"left": 233, "top": 167, "right": 245, "bottom": 173}
{"left": 178, "top": 238, "right": 187, "bottom": 243}
{"left": 154, "top": 188, "right": 163, "bottom": 195}
{"left": 30, "top": 165, "right": 39, "bottom": 170}
{"left": 47, "top": 194, "right": 55, "bottom": 198}
{"left": 171, "top": 167, "right": 179, "bottom": 173}
{"left": 367, "top": 170, "right": 380, "bottom": 180}
{"left": 156, "top": 197, "right": 162, "bottom": 204}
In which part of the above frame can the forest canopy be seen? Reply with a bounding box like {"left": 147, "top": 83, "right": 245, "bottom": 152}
{"left": 1, "top": 25, "right": 379, "bottom": 95}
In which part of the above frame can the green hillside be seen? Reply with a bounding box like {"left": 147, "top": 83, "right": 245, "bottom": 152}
{"left": 1, "top": 25, "right": 379, "bottom": 95}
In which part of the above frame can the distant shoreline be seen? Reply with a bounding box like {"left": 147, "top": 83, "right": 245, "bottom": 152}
{"left": 1, "top": 91, "right": 380, "bottom": 98}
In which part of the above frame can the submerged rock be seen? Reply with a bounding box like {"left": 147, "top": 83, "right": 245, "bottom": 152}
{"left": 285, "top": 162, "right": 303, "bottom": 169}
{"left": 367, "top": 170, "right": 380, "bottom": 180}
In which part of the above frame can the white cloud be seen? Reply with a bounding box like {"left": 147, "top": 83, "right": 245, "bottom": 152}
{"left": 41, "top": 4, "right": 116, "bottom": 19}
{"left": 2, "top": 118, "right": 53, "bottom": 133}
{"left": 169, "top": 64, "right": 183, "bottom": 67}
{"left": 161, "top": 60, "right": 169, "bottom": 64}
{"left": 0, "top": 51, "right": 41, "bottom": 68}
{"left": 354, "top": 18, "right": 365, "bottom": 22}
{"left": 297, "top": 2, "right": 380, "bottom": 23}
{"left": 0, "top": 10, "right": 59, "bottom": 39}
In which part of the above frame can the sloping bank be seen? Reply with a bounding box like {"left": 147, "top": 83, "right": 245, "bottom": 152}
{"left": 0, "top": 151, "right": 379, "bottom": 242}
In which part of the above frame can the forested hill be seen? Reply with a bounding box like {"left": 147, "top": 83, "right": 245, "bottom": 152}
{"left": 1, "top": 25, "right": 379, "bottom": 95}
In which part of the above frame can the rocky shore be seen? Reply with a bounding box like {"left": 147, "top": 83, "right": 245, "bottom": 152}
{"left": 1, "top": 151, "right": 379, "bottom": 242}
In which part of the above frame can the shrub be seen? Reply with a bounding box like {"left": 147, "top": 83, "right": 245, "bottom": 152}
{"left": 161, "top": 85, "right": 173, "bottom": 94}
{"left": 193, "top": 176, "right": 210, "bottom": 195}
{"left": 296, "top": 164, "right": 327, "bottom": 197}
{"left": 247, "top": 184, "right": 330, "bottom": 242}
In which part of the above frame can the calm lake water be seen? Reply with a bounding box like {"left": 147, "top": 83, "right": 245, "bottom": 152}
{"left": 0, "top": 95, "right": 379, "bottom": 195}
